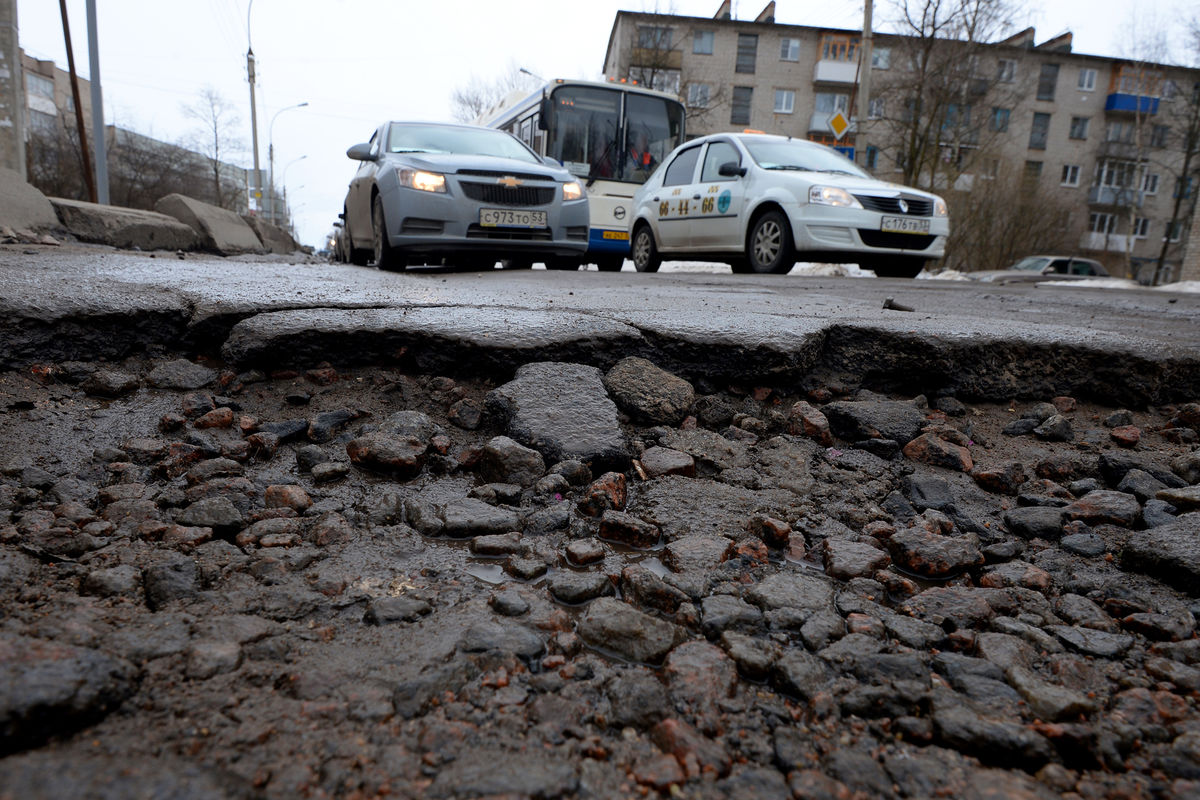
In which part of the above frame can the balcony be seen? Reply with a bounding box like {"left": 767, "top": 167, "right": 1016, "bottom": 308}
{"left": 813, "top": 60, "right": 859, "bottom": 84}
{"left": 1081, "top": 231, "right": 1131, "bottom": 252}
{"left": 1105, "top": 93, "right": 1159, "bottom": 115}
{"left": 1087, "top": 185, "right": 1144, "bottom": 207}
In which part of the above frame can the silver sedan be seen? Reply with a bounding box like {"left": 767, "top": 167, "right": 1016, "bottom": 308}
{"left": 341, "top": 122, "right": 589, "bottom": 271}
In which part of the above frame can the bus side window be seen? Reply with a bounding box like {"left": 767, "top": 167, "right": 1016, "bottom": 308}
{"left": 531, "top": 113, "right": 544, "bottom": 154}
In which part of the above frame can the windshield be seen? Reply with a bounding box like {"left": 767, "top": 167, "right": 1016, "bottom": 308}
{"left": 545, "top": 85, "right": 684, "bottom": 184}
{"left": 741, "top": 138, "right": 869, "bottom": 177}
{"left": 1010, "top": 257, "right": 1051, "bottom": 272}
{"left": 386, "top": 124, "right": 539, "bottom": 163}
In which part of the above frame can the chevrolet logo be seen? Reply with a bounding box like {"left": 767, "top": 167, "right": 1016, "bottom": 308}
{"left": 497, "top": 176, "right": 523, "bottom": 188}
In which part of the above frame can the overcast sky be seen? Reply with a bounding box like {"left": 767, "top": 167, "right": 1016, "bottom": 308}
{"left": 16, "top": 0, "right": 1194, "bottom": 250}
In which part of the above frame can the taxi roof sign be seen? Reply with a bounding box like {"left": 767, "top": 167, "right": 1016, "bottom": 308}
{"left": 828, "top": 111, "right": 850, "bottom": 140}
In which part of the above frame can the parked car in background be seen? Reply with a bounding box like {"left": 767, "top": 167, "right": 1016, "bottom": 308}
{"left": 629, "top": 132, "right": 949, "bottom": 277}
{"left": 968, "top": 255, "right": 1113, "bottom": 284}
{"left": 341, "top": 121, "right": 589, "bottom": 271}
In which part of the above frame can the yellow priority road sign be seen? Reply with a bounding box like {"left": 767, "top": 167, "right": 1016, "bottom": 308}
{"left": 829, "top": 111, "right": 850, "bottom": 140}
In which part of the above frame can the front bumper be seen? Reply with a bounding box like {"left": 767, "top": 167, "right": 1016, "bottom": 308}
{"left": 790, "top": 203, "right": 949, "bottom": 260}
{"left": 379, "top": 181, "right": 589, "bottom": 259}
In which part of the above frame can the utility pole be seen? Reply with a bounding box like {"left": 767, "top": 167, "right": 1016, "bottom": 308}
{"left": 246, "top": 0, "right": 262, "bottom": 214}
{"left": 59, "top": 0, "right": 96, "bottom": 202}
{"left": 85, "top": 0, "right": 107, "bottom": 203}
{"left": 0, "top": 0, "right": 25, "bottom": 178}
{"left": 857, "top": 0, "right": 873, "bottom": 171}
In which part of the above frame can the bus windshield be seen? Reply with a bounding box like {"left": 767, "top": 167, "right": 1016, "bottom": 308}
{"left": 545, "top": 85, "right": 683, "bottom": 184}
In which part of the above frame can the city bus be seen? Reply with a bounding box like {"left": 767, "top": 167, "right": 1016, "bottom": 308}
{"left": 477, "top": 78, "right": 685, "bottom": 271}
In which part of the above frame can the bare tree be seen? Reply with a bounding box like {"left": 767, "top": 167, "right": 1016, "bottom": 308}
{"left": 182, "top": 87, "right": 244, "bottom": 210}
{"left": 871, "top": 0, "right": 1023, "bottom": 190}
{"left": 26, "top": 122, "right": 87, "bottom": 200}
{"left": 1154, "top": 20, "right": 1200, "bottom": 283}
{"left": 450, "top": 61, "right": 540, "bottom": 123}
{"left": 942, "top": 162, "right": 1079, "bottom": 270}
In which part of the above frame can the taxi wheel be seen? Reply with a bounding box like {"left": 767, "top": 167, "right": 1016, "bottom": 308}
{"left": 747, "top": 210, "right": 794, "bottom": 275}
{"left": 631, "top": 225, "right": 661, "bottom": 273}
{"left": 372, "top": 197, "right": 404, "bottom": 271}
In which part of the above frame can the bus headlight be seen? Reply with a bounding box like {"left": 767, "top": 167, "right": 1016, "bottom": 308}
{"left": 808, "top": 186, "right": 862, "bottom": 208}
{"left": 397, "top": 168, "right": 446, "bottom": 193}
{"left": 562, "top": 181, "right": 584, "bottom": 201}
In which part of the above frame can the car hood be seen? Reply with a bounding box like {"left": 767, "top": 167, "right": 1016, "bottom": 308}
{"left": 388, "top": 152, "right": 569, "bottom": 181}
{"left": 770, "top": 172, "right": 938, "bottom": 198}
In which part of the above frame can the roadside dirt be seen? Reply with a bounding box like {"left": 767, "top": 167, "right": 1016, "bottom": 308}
{"left": 1, "top": 352, "right": 1198, "bottom": 800}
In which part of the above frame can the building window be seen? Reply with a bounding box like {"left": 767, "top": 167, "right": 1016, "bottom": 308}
{"left": 1024, "top": 160, "right": 1043, "bottom": 181}
{"left": 1089, "top": 212, "right": 1116, "bottom": 234}
{"left": 1069, "top": 116, "right": 1089, "bottom": 140}
{"left": 983, "top": 158, "right": 1000, "bottom": 179}
{"left": 1105, "top": 120, "right": 1135, "bottom": 143}
{"left": 1132, "top": 217, "right": 1150, "bottom": 238}
{"left": 1142, "top": 172, "right": 1159, "bottom": 194}
{"left": 1096, "top": 159, "right": 1137, "bottom": 188}
{"left": 1029, "top": 112, "right": 1051, "bottom": 150}
{"left": 997, "top": 59, "right": 1016, "bottom": 83}
{"left": 1061, "top": 164, "right": 1081, "bottom": 186}
{"left": 815, "top": 92, "right": 849, "bottom": 115}
{"left": 820, "top": 34, "right": 858, "bottom": 62}
{"left": 780, "top": 38, "right": 800, "bottom": 61}
{"left": 989, "top": 107, "right": 1010, "bottom": 132}
{"left": 28, "top": 108, "right": 57, "bottom": 134}
{"left": 638, "top": 26, "right": 672, "bottom": 49}
{"left": 866, "top": 145, "right": 879, "bottom": 169}
{"left": 1162, "top": 79, "right": 1179, "bottom": 100}
{"left": 687, "top": 83, "right": 711, "bottom": 108}
{"left": 942, "top": 104, "right": 972, "bottom": 133}
{"left": 1169, "top": 220, "right": 1183, "bottom": 241}
{"left": 868, "top": 97, "right": 884, "bottom": 120}
{"left": 26, "top": 73, "right": 55, "bottom": 100}
{"left": 1037, "top": 64, "right": 1060, "bottom": 101}
{"left": 731, "top": 86, "right": 753, "bottom": 125}
{"left": 1078, "top": 68, "right": 1097, "bottom": 91}
{"left": 693, "top": 30, "right": 714, "bottom": 54}
{"left": 1175, "top": 176, "right": 1195, "bottom": 198}
{"left": 736, "top": 33, "right": 758, "bottom": 73}
{"left": 630, "top": 67, "right": 680, "bottom": 95}
{"left": 1150, "top": 125, "right": 1169, "bottom": 148}
{"left": 872, "top": 47, "right": 891, "bottom": 69}
{"left": 774, "top": 89, "right": 795, "bottom": 114}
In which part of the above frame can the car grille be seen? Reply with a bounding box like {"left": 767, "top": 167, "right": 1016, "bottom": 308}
{"left": 460, "top": 183, "right": 556, "bottom": 206}
{"left": 465, "top": 224, "right": 553, "bottom": 241}
{"left": 858, "top": 230, "right": 938, "bottom": 250}
{"left": 401, "top": 217, "right": 444, "bottom": 234}
{"left": 457, "top": 169, "right": 549, "bottom": 181}
{"left": 566, "top": 226, "right": 588, "bottom": 241}
{"left": 853, "top": 194, "right": 933, "bottom": 216}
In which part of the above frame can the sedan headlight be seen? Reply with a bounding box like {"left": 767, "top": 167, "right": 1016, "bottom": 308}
{"left": 562, "top": 181, "right": 584, "bottom": 202}
{"left": 933, "top": 196, "right": 949, "bottom": 217}
{"left": 397, "top": 168, "right": 446, "bottom": 193}
{"left": 808, "top": 186, "right": 863, "bottom": 208}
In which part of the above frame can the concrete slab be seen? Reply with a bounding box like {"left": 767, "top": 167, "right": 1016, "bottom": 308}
{"left": 51, "top": 198, "right": 200, "bottom": 252}
{"left": 155, "top": 193, "right": 265, "bottom": 256}
{"left": 243, "top": 216, "right": 302, "bottom": 255}
{"left": 0, "top": 167, "right": 61, "bottom": 235}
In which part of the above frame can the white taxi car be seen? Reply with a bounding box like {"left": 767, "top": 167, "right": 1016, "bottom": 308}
{"left": 629, "top": 132, "right": 949, "bottom": 277}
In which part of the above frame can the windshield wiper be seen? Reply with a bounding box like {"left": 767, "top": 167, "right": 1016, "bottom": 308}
{"left": 390, "top": 148, "right": 436, "bottom": 154}
{"left": 763, "top": 165, "right": 808, "bottom": 171}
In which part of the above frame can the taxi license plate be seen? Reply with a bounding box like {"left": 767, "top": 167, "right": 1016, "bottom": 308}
{"left": 880, "top": 215, "right": 930, "bottom": 234}
{"left": 480, "top": 208, "right": 547, "bottom": 228}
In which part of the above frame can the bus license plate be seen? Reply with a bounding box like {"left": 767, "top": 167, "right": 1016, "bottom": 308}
{"left": 480, "top": 208, "right": 547, "bottom": 228}
{"left": 880, "top": 216, "right": 930, "bottom": 234}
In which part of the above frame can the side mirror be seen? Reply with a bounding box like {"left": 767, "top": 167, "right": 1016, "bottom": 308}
{"left": 718, "top": 161, "right": 747, "bottom": 177}
{"left": 346, "top": 143, "right": 375, "bottom": 161}
{"left": 538, "top": 96, "right": 552, "bottom": 131}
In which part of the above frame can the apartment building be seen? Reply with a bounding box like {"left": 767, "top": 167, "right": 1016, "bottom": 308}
{"left": 19, "top": 51, "right": 253, "bottom": 216}
{"left": 603, "top": 2, "right": 1200, "bottom": 282}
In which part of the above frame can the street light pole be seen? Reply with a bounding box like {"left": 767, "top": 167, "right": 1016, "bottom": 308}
{"left": 268, "top": 101, "right": 308, "bottom": 225}
{"left": 246, "top": 0, "right": 262, "bottom": 214}
{"left": 280, "top": 155, "right": 306, "bottom": 228}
